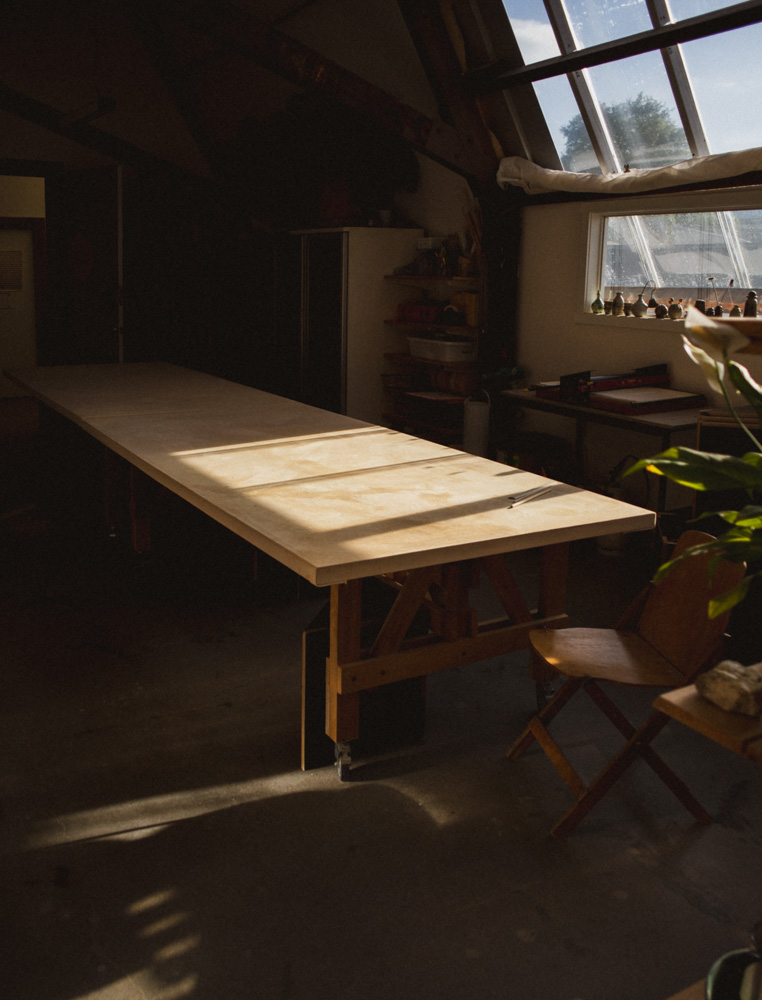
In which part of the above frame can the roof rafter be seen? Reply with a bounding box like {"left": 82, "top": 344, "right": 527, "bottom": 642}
{"left": 126, "top": 7, "right": 216, "bottom": 177}
{"left": 0, "top": 82, "right": 186, "bottom": 174}
{"left": 159, "top": 0, "right": 495, "bottom": 182}
{"left": 396, "top": 0, "right": 498, "bottom": 184}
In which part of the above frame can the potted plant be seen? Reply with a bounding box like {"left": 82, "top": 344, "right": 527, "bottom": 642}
{"left": 624, "top": 306, "right": 762, "bottom": 618}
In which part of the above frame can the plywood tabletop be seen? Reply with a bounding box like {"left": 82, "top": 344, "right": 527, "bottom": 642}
{"left": 8, "top": 364, "right": 657, "bottom": 586}
{"left": 5, "top": 362, "right": 270, "bottom": 421}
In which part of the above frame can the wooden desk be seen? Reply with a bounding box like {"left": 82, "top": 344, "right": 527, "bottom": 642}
{"left": 655, "top": 685, "right": 762, "bottom": 762}
{"left": 8, "top": 364, "right": 656, "bottom": 775}
{"left": 501, "top": 389, "right": 702, "bottom": 512}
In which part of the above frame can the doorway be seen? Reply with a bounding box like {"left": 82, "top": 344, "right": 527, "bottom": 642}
{"left": 0, "top": 228, "right": 36, "bottom": 398}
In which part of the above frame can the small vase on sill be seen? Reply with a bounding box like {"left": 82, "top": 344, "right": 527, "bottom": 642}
{"left": 632, "top": 294, "right": 649, "bottom": 318}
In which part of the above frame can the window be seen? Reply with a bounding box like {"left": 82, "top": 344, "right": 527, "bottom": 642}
{"left": 463, "top": 1, "right": 762, "bottom": 319}
{"left": 466, "top": 1, "right": 762, "bottom": 175}
{"left": 590, "top": 203, "right": 762, "bottom": 314}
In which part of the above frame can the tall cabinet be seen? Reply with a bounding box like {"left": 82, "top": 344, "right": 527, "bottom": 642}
{"left": 295, "top": 227, "right": 423, "bottom": 424}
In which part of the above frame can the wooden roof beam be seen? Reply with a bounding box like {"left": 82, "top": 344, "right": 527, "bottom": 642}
{"left": 162, "top": 0, "right": 494, "bottom": 181}
{"left": 0, "top": 82, "right": 186, "bottom": 175}
{"left": 396, "top": 0, "right": 498, "bottom": 186}
{"left": 126, "top": 8, "right": 216, "bottom": 177}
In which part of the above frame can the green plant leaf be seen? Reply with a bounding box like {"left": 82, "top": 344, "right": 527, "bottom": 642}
{"left": 710, "top": 524, "right": 762, "bottom": 559}
{"left": 708, "top": 574, "right": 755, "bottom": 619}
{"left": 652, "top": 527, "right": 761, "bottom": 576}
{"left": 651, "top": 539, "right": 724, "bottom": 583}
{"left": 714, "top": 505, "right": 762, "bottom": 527}
{"left": 622, "top": 447, "right": 762, "bottom": 492}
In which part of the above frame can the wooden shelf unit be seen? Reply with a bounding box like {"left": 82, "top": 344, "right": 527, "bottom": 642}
{"left": 382, "top": 273, "right": 480, "bottom": 290}
{"left": 381, "top": 272, "right": 483, "bottom": 446}
{"left": 384, "top": 319, "right": 479, "bottom": 337}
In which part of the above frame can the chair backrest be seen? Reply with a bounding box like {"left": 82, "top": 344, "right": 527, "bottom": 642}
{"left": 636, "top": 529, "right": 747, "bottom": 679}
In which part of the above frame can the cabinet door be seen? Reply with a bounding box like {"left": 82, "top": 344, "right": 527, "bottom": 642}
{"left": 300, "top": 231, "right": 346, "bottom": 413}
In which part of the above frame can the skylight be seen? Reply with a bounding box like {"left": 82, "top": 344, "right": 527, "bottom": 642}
{"left": 490, "top": 0, "right": 762, "bottom": 173}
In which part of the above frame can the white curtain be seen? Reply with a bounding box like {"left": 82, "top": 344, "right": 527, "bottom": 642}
{"left": 496, "top": 148, "right": 762, "bottom": 196}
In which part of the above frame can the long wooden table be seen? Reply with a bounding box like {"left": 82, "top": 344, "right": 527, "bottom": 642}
{"left": 8, "top": 363, "right": 656, "bottom": 776}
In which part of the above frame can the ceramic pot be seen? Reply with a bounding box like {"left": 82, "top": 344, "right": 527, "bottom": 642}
{"left": 632, "top": 294, "right": 649, "bottom": 318}
{"left": 668, "top": 301, "right": 684, "bottom": 320}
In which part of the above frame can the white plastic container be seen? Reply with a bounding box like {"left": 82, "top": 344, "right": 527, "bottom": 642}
{"left": 417, "top": 237, "right": 442, "bottom": 250}
{"left": 407, "top": 336, "right": 474, "bottom": 361}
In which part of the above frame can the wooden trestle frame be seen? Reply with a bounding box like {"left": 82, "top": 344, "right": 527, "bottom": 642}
{"left": 325, "top": 542, "right": 570, "bottom": 774}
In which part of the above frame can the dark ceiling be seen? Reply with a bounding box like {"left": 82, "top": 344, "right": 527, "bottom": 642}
{"left": 0, "top": 0, "right": 499, "bottom": 189}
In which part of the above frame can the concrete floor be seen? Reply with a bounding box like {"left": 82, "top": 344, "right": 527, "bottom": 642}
{"left": 1, "top": 402, "right": 761, "bottom": 1000}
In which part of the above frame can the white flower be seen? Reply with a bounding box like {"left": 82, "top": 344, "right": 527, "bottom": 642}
{"left": 683, "top": 305, "right": 750, "bottom": 359}
{"left": 682, "top": 335, "right": 724, "bottom": 394}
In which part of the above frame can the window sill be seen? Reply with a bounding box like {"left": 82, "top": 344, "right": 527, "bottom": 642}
{"left": 574, "top": 312, "right": 762, "bottom": 353}
{"left": 573, "top": 312, "right": 683, "bottom": 330}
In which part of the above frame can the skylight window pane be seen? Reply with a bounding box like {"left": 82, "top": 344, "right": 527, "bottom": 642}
{"left": 680, "top": 23, "right": 762, "bottom": 153}
{"left": 669, "top": 0, "right": 744, "bottom": 19}
{"left": 562, "top": 0, "right": 652, "bottom": 48}
{"left": 501, "top": 0, "right": 560, "bottom": 64}
{"left": 533, "top": 75, "right": 600, "bottom": 172}
{"left": 585, "top": 53, "right": 690, "bottom": 168}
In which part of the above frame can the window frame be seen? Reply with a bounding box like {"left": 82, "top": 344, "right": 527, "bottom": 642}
{"left": 581, "top": 183, "right": 762, "bottom": 322}
{"left": 463, "top": 0, "right": 762, "bottom": 173}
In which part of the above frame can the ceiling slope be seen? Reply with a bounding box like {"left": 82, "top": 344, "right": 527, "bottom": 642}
{"left": 1, "top": 0, "right": 499, "bottom": 186}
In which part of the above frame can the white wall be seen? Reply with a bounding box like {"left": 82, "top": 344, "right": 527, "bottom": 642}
{"left": 514, "top": 184, "right": 762, "bottom": 507}
{"left": 395, "top": 154, "right": 477, "bottom": 246}
{"left": 0, "top": 176, "right": 45, "bottom": 218}
{"left": 284, "top": 0, "right": 439, "bottom": 119}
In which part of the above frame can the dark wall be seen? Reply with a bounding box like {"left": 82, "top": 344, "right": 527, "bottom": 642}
{"left": 41, "top": 165, "right": 303, "bottom": 397}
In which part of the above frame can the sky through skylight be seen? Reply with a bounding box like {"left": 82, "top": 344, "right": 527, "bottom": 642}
{"left": 501, "top": 0, "right": 762, "bottom": 168}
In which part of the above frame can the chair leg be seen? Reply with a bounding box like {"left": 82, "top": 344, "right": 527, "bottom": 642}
{"left": 635, "top": 714, "right": 713, "bottom": 824}
{"left": 584, "top": 681, "right": 636, "bottom": 740}
{"left": 528, "top": 716, "right": 586, "bottom": 800}
{"left": 550, "top": 710, "right": 712, "bottom": 837}
{"left": 551, "top": 737, "right": 640, "bottom": 837}
{"left": 507, "top": 677, "right": 583, "bottom": 760}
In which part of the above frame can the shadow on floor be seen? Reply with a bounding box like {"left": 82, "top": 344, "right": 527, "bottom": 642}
{"left": 1, "top": 416, "right": 761, "bottom": 1000}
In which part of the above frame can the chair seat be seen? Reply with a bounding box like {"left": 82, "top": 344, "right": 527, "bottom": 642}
{"left": 529, "top": 627, "right": 686, "bottom": 688}
{"left": 512, "top": 532, "right": 745, "bottom": 834}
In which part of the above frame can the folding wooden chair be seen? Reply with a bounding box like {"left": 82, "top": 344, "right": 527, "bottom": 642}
{"left": 507, "top": 530, "right": 746, "bottom": 836}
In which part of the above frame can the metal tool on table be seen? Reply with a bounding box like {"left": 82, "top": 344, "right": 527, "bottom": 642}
{"left": 505, "top": 484, "right": 557, "bottom": 508}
